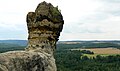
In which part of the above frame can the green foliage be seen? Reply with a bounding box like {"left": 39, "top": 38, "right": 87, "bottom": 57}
{"left": 50, "top": 6, "right": 60, "bottom": 16}
{"left": 0, "top": 43, "right": 25, "bottom": 53}
{"left": 0, "top": 40, "right": 120, "bottom": 71}
{"left": 49, "top": 6, "right": 62, "bottom": 22}
{"left": 80, "top": 50, "right": 94, "bottom": 54}
{"left": 55, "top": 50, "right": 120, "bottom": 71}
{"left": 55, "top": 41, "right": 120, "bottom": 71}
{"left": 57, "top": 41, "right": 120, "bottom": 50}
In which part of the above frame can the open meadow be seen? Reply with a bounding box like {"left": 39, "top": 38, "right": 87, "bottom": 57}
{"left": 72, "top": 48, "right": 120, "bottom": 58}
{"left": 80, "top": 48, "right": 120, "bottom": 54}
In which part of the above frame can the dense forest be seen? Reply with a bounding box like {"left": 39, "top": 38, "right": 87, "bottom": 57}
{"left": 55, "top": 50, "right": 120, "bottom": 71}
{"left": 0, "top": 40, "right": 120, "bottom": 71}
{"left": 55, "top": 42, "right": 120, "bottom": 71}
{"left": 0, "top": 43, "right": 25, "bottom": 53}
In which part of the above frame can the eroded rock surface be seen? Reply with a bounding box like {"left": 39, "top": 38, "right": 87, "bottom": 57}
{"left": 0, "top": 1, "right": 64, "bottom": 71}
{"left": 26, "top": 1, "right": 64, "bottom": 54}
{"left": 0, "top": 51, "right": 56, "bottom": 71}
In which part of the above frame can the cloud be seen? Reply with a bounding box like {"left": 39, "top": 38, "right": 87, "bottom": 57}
{"left": 59, "top": 0, "right": 102, "bottom": 23}
{"left": 100, "top": 0, "right": 120, "bottom": 3}
{"left": 0, "top": 0, "right": 120, "bottom": 40}
{"left": 59, "top": 0, "right": 120, "bottom": 40}
{"left": 0, "top": 0, "right": 60, "bottom": 40}
{"left": 60, "top": 32, "right": 120, "bottom": 41}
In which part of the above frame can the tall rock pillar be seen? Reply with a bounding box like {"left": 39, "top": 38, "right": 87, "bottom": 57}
{"left": 26, "top": 1, "right": 64, "bottom": 54}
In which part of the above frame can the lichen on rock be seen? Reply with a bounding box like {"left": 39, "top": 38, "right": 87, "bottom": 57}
{"left": 0, "top": 1, "right": 64, "bottom": 71}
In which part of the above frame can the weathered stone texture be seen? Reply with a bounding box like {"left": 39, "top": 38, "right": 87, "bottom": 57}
{"left": 0, "top": 51, "right": 56, "bottom": 71}
{"left": 0, "top": 1, "right": 64, "bottom": 71}
{"left": 26, "top": 1, "right": 64, "bottom": 54}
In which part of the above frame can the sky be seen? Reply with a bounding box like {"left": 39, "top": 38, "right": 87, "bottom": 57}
{"left": 0, "top": 0, "right": 120, "bottom": 41}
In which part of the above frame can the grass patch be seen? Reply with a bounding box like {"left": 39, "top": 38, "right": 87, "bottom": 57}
{"left": 82, "top": 54, "right": 120, "bottom": 58}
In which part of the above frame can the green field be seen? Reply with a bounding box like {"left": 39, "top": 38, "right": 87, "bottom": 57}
{"left": 72, "top": 48, "right": 120, "bottom": 58}
{"left": 82, "top": 54, "right": 119, "bottom": 58}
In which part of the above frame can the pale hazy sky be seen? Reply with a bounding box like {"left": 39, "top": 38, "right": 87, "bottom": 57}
{"left": 0, "top": 0, "right": 120, "bottom": 40}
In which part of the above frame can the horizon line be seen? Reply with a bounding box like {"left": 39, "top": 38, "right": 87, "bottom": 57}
{"left": 1, "top": 39, "right": 120, "bottom": 41}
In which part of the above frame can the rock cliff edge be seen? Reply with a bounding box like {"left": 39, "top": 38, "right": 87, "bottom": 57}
{"left": 0, "top": 1, "right": 64, "bottom": 71}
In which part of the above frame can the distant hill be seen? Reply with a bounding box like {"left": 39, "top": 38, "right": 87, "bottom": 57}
{"left": 0, "top": 40, "right": 27, "bottom": 46}
{"left": 0, "top": 40, "right": 120, "bottom": 53}
{"left": 57, "top": 40, "right": 120, "bottom": 50}
{"left": 0, "top": 40, "right": 27, "bottom": 53}
{"left": 0, "top": 40, "right": 120, "bottom": 47}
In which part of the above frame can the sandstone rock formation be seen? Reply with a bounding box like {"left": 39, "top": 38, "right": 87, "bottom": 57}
{"left": 0, "top": 1, "right": 64, "bottom": 71}
{"left": 0, "top": 51, "right": 56, "bottom": 71}
{"left": 26, "top": 1, "right": 64, "bottom": 54}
